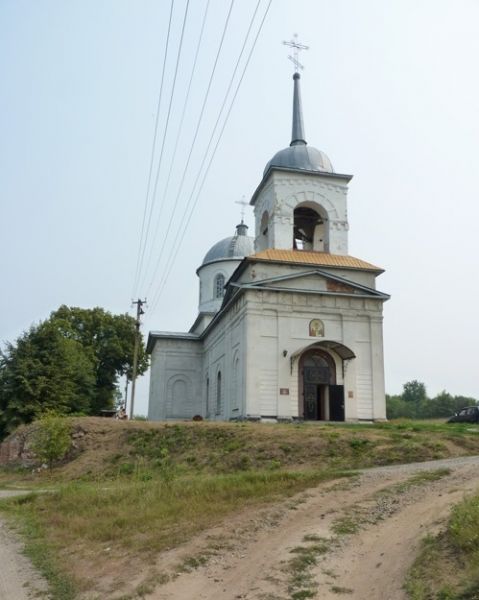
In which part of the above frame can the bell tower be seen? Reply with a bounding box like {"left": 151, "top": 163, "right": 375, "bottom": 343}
{"left": 250, "top": 69, "right": 352, "bottom": 256}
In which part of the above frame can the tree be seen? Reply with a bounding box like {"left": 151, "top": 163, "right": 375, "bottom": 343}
{"left": 0, "top": 322, "right": 95, "bottom": 436}
{"left": 31, "top": 412, "right": 72, "bottom": 471}
{"left": 0, "top": 306, "right": 148, "bottom": 437}
{"left": 402, "top": 380, "right": 427, "bottom": 418}
{"left": 402, "top": 380, "right": 427, "bottom": 404}
{"left": 386, "top": 394, "right": 415, "bottom": 419}
{"left": 50, "top": 306, "right": 148, "bottom": 413}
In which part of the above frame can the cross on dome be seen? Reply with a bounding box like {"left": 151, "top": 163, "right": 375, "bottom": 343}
{"left": 235, "top": 196, "right": 248, "bottom": 223}
{"left": 283, "top": 34, "right": 309, "bottom": 73}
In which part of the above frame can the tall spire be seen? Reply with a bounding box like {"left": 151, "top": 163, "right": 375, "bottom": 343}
{"left": 290, "top": 72, "right": 306, "bottom": 146}
{"left": 283, "top": 35, "right": 309, "bottom": 147}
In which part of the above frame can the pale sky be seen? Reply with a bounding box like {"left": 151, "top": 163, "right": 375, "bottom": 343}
{"left": 1, "top": 0, "right": 478, "bottom": 415}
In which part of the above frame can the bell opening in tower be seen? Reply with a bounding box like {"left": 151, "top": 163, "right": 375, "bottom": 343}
{"left": 293, "top": 206, "right": 327, "bottom": 251}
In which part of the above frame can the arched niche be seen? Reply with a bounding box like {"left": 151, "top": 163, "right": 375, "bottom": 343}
{"left": 257, "top": 210, "right": 269, "bottom": 250}
{"left": 166, "top": 375, "right": 192, "bottom": 418}
{"left": 216, "top": 370, "right": 222, "bottom": 416}
{"left": 293, "top": 201, "right": 329, "bottom": 251}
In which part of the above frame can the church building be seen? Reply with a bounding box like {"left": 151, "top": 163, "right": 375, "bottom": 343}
{"left": 147, "top": 70, "right": 389, "bottom": 422}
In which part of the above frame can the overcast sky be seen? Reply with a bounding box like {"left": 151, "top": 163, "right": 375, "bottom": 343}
{"left": 1, "top": 0, "right": 478, "bottom": 415}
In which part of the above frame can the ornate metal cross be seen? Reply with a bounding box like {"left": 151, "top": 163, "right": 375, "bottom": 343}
{"left": 283, "top": 33, "right": 309, "bottom": 72}
{"left": 235, "top": 196, "right": 248, "bottom": 221}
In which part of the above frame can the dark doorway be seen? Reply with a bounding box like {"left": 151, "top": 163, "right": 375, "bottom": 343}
{"left": 329, "top": 385, "right": 345, "bottom": 421}
{"left": 299, "top": 349, "right": 345, "bottom": 422}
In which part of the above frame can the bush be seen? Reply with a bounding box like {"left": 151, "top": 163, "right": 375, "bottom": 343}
{"left": 31, "top": 413, "right": 71, "bottom": 470}
{"left": 449, "top": 493, "right": 479, "bottom": 552}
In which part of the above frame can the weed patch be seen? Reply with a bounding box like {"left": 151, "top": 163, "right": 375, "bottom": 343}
{"left": 286, "top": 536, "right": 337, "bottom": 599}
{"left": 406, "top": 490, "right": 479, "bottom": 599}
{"left": 1, "top": 502, "right": 77, "bottom": 600}
{"left": 1, "top": 468, "right": 350, "bottom": 595}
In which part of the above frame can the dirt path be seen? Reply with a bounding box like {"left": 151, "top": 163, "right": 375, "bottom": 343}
{"left": 154, "top": 455, "right": 479, "bottom": 600}
{"left": 0, "top": 491, "right": 49, "bottom": 600}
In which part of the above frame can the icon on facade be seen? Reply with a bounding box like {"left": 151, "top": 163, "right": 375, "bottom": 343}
{"left": 309, "top": 319, "right": 324, "bottom": 337}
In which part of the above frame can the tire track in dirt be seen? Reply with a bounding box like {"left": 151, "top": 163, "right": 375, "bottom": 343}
{"left": 0, "top": 491, "right": 49, "bottom": 600}
{"left": 153, "top": 456, "right": 479, "bottom": 600}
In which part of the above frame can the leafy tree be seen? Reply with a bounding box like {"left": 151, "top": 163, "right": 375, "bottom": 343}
{"left": 430, "top": 391, "right": 456, "bottom": 418}
{"left": 402, "top": 380, "right": 427, "bottom": 418}
{"left": 386, "top": 381, "right": 478, "bottom": 420}
{"left": 50, "top": 306, "right": 148, "bottom": 413}
{"left": 402, "top": 380, "right": 427, "bottom": 404}
{"left": 386, "top": 394, "right": 415, "bottom": 419}
{"left": 453, "top": 396, "right": 479, "bottom": 412}
{"left": 31, "top": 412, "right": 72, "bottom": 471}
{"left": 0, "top": 306, "right": 148, "bottom": 437}
{"left": 0, "top": 322, "right": 95, "bottom": 436}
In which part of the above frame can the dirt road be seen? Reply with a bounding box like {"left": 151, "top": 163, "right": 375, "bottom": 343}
{"left": 155, "top": 456, "right": 479, "bottom": 600}
{"left": 0, "top": 491, "right": 48, "bottom": 600}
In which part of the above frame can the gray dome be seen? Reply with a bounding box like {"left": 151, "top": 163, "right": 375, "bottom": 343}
{"left": 264, "top": 144, "right": 334, "bottom": 177}
{"left": 201, "top": 223, "right": 254, "bottom": 266}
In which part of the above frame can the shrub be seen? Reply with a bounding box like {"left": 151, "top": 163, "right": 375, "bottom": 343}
{"left": 449, "top": 494, "right": 479, "bottom": 552}
{"left": 31, "top": 412, "right": 71, "bottom": 470}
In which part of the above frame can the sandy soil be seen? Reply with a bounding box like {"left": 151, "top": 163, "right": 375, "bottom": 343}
{"left": 0, "top": 491, "right": 49, "bottom": 600}
{"left": 152, "top": 455, "right": 479, "bottom": 600}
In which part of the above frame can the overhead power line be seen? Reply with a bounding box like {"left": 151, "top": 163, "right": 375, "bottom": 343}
{"left": 134, "top": 0, "right": 191, "bottom": 297}
{"left": 145, "top": 0, "right": 261, "bottom": 299}
{"left": 143, "top": 0, "right": 236, "bottom": 298}
{"left": 131, "top": 0, "right": 175, "bottom": 298}
{"left": 138, "top": 0, "right": 211, "bottom": 295}
{"left": 149, "top": 0, "right": 273, "bottom": 314}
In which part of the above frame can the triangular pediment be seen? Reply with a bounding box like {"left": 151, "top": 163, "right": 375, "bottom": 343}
{"left": 230, "top": 268, "right": 389, "bottom": 299}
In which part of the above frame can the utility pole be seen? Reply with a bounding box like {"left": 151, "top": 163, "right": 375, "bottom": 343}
{"left": 129, "top": 298, "right": 146, "bottom": 419}
{"left": 124, "top": 377, "right": 129, "bottom": 409}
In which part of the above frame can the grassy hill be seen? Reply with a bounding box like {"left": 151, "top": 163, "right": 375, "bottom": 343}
{"left": 1, "top": 417, "right": 479, "bottom": 599}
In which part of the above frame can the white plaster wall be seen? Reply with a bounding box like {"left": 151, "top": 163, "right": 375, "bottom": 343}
{"left": 253, "top": 171, "right": 350, "bottom": 255}
{"left": 149, "top": 270, "right": 387, "bottom": 423}
{"left": 197, "top": 259, "right": 242, "bottom": 313}
{"left": 202, "top": 295, "right": 248, "bottom": 421}
{"left": 148, "top": 338, "right": 203, "bottom": 420}
{"left": 240, "top": 287, "right": 386, "bottom": 422}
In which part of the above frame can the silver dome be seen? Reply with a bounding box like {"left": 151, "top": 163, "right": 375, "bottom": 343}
{"left": 201, "top": 223, "right": 254, "bottom": 267}
{"left": 264, "top": 144, "right": 334, "bottom": 177}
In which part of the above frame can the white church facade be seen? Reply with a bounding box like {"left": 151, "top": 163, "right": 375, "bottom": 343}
{"left": 147, "top": 71, "right": 389, "bottom": 422}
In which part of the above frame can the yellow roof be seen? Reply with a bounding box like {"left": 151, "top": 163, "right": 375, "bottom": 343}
{"left": 249, "top": 249, "right": 383, "bottom": 272}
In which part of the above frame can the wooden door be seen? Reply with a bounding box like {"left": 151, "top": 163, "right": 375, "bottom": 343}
{"left": 329, "top": 385, "right": 345, "bottom": 421}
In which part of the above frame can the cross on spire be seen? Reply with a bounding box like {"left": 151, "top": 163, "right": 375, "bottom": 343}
{"left": 235, "top": 196, "right": 248, "bottom": 223}
{"left": 283, "top": 33, "right": 309, "bottom": 73}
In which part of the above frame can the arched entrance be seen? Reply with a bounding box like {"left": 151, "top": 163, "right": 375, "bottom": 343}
{"left": 299, "top": 348, "right": 344, "bottom": 421}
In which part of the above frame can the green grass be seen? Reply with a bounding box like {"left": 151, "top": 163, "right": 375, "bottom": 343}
{"left": 2, "top": 417, "right": 479, "bottom": 598}
{"left": 331, "top": 469, "right": 452, "bottom": 538}
{"left": 380, "top": 468, "right": 451, "bottom": 496}
{"left": 286, "top": 536, "right": 338, "bottom": 598}
{"left": 406, "top": 491, "right": 479, "bottom": 599}
{"left": 1, "top": 468, "right": 353, "bottom": 598}
{"left": 1, "top": 498, "right": 77, "bottom": 600}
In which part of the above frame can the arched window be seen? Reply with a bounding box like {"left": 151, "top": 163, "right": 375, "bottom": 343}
{"left": 216, "top": 371, "right": 222, "bottom": 415}
{"left": 214, "top": 273, "right": 225, "bottom": 299}
{"left": 206, "top": 376, "right": 210, "bottom": 418}
{"left": 232, "top": 357, "right": 240, "bottom": 410}
{"left": 293, "top": 205, "right": 328, "bottom": 251}
{"left": 258, "top": 210, "right": 269, "bottom": 250}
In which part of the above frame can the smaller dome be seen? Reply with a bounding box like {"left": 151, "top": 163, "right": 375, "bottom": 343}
{"left": 264, "top": 144, "right": 334, "bottom": 177}
{"left": 201, "top": 223, "right": 254, "bottom": 267}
